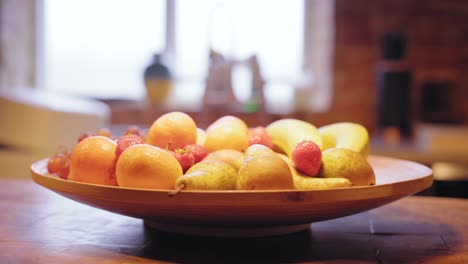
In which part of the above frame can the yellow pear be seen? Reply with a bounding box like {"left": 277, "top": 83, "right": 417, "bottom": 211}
{"left": 318, "top": 148, "right": 375, "bottom": 186}
{"left": 203, "top": 116, "right": 249, "bottom": 153}
{"left": 318, "top": 122, "right": 370, "bottom": 157}
{"left": 202, "top": 149, "right": 245, "bottom": 171}
{"left": 277, "top": 154, "right": 352, "bottom": 190}
{"left": 196, "top": 128, "right": 207, "bottom": 145}
{"left": 266, "top": 118, "right": 322, "bottom": 157}
{"left": 243, "top": 144, "right": 275, "bottom": 161}
{"left": 175, "top": 160, "right": 237, "bottom": 191}
{"left": 236, "top": 144, "right": 294, "bottom": 190}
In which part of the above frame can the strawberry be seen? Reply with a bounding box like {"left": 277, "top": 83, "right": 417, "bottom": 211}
{"left": 77, "top": 132, "right": 92, "bottom": 143}
{"left": 171, "top": 148, "right": 195, "bottom": 173}
{"left": 291, "top": 140, "right": 322, "bottom": 176}
{"left": 248, "top": 126, "right": 274, "bottom": 149}
{"left": 47, "top": 151, "right": 70, "bottom": 180}
{"left": 125, "top": 125, "right": 141, "bottom": 136}
{"left": 115, "top": 134, "right": 144, "bottom": 159}
{"left": 97, "top": 128, "right": 113, "bottom": 138}
{"left": 182, "top": 144, "right": 208, "bottom": 163}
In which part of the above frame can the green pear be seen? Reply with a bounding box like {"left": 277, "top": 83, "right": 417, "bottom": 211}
{"left": 318, "top": 148, "right": 375, "bottom": 186}
{"left": 175, "top": 160, "right": 237, "bottom": 190}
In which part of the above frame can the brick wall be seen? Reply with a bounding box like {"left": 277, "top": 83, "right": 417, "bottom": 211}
{"left": 305, "top": 0, "right": 468, "bottom": 134}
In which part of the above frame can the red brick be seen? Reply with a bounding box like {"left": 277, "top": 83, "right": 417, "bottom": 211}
{"left": 335, "top": 0, "right": 376, "bottom": 17}
{"left": 424, "top": 0, "right": 468, "bottom": 15}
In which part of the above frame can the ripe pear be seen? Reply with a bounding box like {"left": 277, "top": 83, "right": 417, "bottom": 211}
{"left": 293, "top": 176, "right": 352, "bottom": 190}
{"left": 196, "top": 128, "right": 207, "bottom": 145}
{"left": 237, "top": 144, "right": 294, "bottom": 190}
{"left": 266, "top": 118, "right": 322, "bottom": 157}
{"left": 277, "top": 153, "right": 352, "bottom": 190}
{"left": 203, "top": 116, "right": 249, "bottom": 152}
{"left": 203, "top": 149, "right": 245, "bottom": 171}
{"left": 244, "top": 144, "right": 275, "bottom": 161}
{"left": 318, "top": 122, "right": 370, "bottom": 157}
{"left": 175, "top": 160, "right": 237, "bottom": 190}
{"left": 318, "top": 148, "right": 375, "bottom": 186}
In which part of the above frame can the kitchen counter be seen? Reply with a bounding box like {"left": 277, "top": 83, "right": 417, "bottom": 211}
{"left": 0, "top": 179, "right": 467, "bottom": 263}
{"left": 370, "top": 138, "right": 468, "bottom": 166}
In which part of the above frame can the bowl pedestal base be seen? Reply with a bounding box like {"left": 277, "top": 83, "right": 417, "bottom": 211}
{"left": 144, "top": 220, "right": 310, "bottom": 237}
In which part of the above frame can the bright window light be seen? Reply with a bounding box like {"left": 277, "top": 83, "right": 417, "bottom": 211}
{"left": 43, "top": 0, "right": 303, "bottom": 102}
{"left": 44, "top": 0, "right": 166, "bottom": 99}
{"left": 176, "top": 0, "right": 304, "bottom": 82}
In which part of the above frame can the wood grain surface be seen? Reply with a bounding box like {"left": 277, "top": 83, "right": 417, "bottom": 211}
{"left": 0, "top": 179, "right": 467, "bottom": 263}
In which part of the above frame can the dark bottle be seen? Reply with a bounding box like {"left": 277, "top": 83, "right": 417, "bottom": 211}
{"left": 376, "top": 32, "right": 412, "bottom": 138}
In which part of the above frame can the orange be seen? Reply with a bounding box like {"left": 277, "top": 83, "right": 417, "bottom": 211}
{"left": 145, "top": 111, "right": 197, "bottom": 150}
{"left": 68, "top": 136, "right": 118, "bottom": 186}
{"left": 116, "top": 144, "right": 183, "bottom": 189}
{"left": 203, "top": 116, "right": 249, "bottom": 153}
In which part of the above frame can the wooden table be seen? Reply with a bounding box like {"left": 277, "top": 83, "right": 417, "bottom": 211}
{"left": 0, "top": 179, "right": 467, "bottom": 263}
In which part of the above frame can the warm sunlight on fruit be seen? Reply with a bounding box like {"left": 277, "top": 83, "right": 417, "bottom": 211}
{"left": 203, "top": 116, "right": 249, "bottom": 153}
{"left": 68, "top": 136, "right": 118, "bottom": 186}
{"left": 146, "top": 111, "right": 197, "bottom": 150}
{"left": 319, "top": 148, "right": 375, "bottom": 186}
{"left": 203, "top": 149, "right": 245, "bottom": 171}
{"left": 46, "top": 113, "right": 376, "bottom": 191}
{"left": 237, "top": 144, "right": 294, "bottom": 190}
{"left": 175, "top": 160, "right": 238, "bottom": 191}
{"left": 116, "top": 144, "right": 183, "bottom": 189}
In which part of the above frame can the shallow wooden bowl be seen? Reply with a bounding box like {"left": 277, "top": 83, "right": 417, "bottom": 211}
{"left": 31, "top": 155, "right": 432, "bottom": 237}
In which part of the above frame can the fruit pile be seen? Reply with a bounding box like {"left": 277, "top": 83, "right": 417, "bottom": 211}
{"left": 46, "top": 112, "right": 375, "bottom": 191}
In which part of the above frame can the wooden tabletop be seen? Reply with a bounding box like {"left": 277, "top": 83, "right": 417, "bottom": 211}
{"left": 0, "top": 179, "right": 467, "bottom": 263}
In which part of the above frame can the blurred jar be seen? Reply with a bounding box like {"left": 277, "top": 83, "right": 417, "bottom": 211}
{"left": 144, "top": 54, "right": 173, "bottom": 103}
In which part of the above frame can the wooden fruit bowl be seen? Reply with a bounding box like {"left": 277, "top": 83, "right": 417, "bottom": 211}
{"left": 31, "top": 155, "right": 432, "bottom": 237}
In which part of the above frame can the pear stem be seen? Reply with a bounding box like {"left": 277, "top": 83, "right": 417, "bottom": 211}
{"left": 168, "top": 184, "right": 185, "bottom": 196}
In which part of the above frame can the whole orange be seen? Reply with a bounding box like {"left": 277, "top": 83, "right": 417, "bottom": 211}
{"left": 116, "top": 144, "right": 183, "bottom": 189}
{"left": 145, "top": 111, "right": 197, "bottom": 150}
{"left": 68, "top": 136, "right": 117, "bottom": 186}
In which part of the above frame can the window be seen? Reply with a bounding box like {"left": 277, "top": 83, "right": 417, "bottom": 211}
{"left": 174, "top": 0, "right": 303, "bottom": 109}
{"left": 42, "top": 0, "right": 332, "bottom": 112}
{"left": 44, "top": 0, "right": 166, "bottom": 99}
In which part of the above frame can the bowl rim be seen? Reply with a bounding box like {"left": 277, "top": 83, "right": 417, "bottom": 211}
{"left": 31, "top": 155, "right": 433, "bottom": 202}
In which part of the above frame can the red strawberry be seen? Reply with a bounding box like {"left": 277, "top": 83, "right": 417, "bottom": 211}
{"left": 77, "top": 132, "right": 92, "bottom": 143}
{"left": 115, "top": 134, "right": 144, "bottom": 159}
{"left": 172, "top": 148, "right": 195, "bottom": 173}
{"left": 248, "top": 126, "right": 274, "bottom": 149}
{"left": 183, "top": 144, "right": 208, "bottom": 163}
{"left": 47, "top": 152, "right": 70, "bottom": 179}
{"left": 125, "top": 125, "right": 141, "bottom": 136}
{"left": 291, "top": 140, "right": 322, "bottom": 176}
{"left": 97, "top": 128, "right": 113, "bottom": 138}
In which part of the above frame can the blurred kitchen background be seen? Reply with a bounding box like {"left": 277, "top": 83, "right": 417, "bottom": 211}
{"left": 1, "top": 0, "right": 467, "bottom": 197}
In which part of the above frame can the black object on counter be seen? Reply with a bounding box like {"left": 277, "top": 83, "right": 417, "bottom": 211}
{"left": 376, "top": 32, "right": 412, "bottom": 138}
{"left": 420, "top": 81, "right": 458, "bottom": 124}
